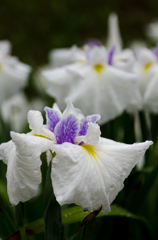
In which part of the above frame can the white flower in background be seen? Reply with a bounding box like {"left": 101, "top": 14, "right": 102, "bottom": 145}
{"left": 106, "top": 12, "right": 122, "bottom": 53}
{"left": 134, "top": 47, "right": 158, "bottom": 113}
{"left": 49, "top": 45, "right": 85, "bottom": 68}
{"left": 1, "top": 92, "right": 45, "bottom": 132}
{"left": 0, "top": 102, "right": 152, "bottom": 212}
{"left": 42, "top": 43, "right": 142, "bottom": 124}
{"left": 145, "top": 20, "right": 158, "bottom": 42}
{"left": 0, "top": 40, "right": 31, "bottom": 104}
{"left": 65, "top": 45, "right": 142, "bottom": 124}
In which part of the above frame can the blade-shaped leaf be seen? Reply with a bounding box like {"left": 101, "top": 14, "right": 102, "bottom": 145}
{"left": 44, "top": 160, "right": 62, "bottom": 240}
{"left": 6, "top": 204, "right": 151, "bottom": 239}
{"left": 0, "top": 202, "right": 17, "bottom": 239}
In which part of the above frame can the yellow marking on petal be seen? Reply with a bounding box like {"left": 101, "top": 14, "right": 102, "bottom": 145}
{"left": 94, "top": 63, "right": 104, "bottom": 74}
{"left": 0, "top": 65, "right": 2, "bottom": 72}
{"left": 32, "top": 133, "right": 51, "bottom": 140}
{"left": 144, "top": 62, "right": 153, "bottom": 71}
{"left": 81, "top": 144, "right": 98, "bottom": 161}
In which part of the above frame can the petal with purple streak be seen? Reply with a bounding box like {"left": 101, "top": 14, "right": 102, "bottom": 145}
{"left": 78, "top": 114, "right": 100, "bottom": 136}
{"left": 152, "top": 45, "right": 158, "bottom": 61}
{"left": 108, "top": 46, "right": 116, "bottom": 65}
{"left": 45, "top": 107, "right": 61, "bottom": 133}
{"left": 54, "top": 115, "right": 79, "bottom": 144}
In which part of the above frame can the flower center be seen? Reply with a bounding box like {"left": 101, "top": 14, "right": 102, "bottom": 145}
{"left": 144, "top": 62, "right": 153, "bottom": 71}
{"left": 81, "top": 144, "right": 98, "bottom": 161}
{"left": 94, "top": 63, "right": 104, "bottom": 74}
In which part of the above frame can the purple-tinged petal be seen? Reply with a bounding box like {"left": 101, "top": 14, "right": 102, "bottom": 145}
{"left": 152, "top": 45, "right": 158, "bottom": 61}
{"left": 54, "top": 115, "right": 79, "bottom": 144}
{"left": 78, "top": 114, "right": 101, "bottom": 136}
{"left": 45, "top": 107, "right": 61, "bottom": 133}
{"left": 108, "top": 46, "right": 116, "bottom": 65}
{"left": 86, "top": 39, "right": 102, "bottom": 48}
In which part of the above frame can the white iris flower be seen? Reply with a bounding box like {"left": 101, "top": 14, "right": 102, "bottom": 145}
{"left": 134, "top": 47, "right": 158, "bottom": 113}
{"left": 42, "top": 45, "right": 142, "bottom": 124}
{"left": 0, "top": 40, "right": 31, "bottom": 103}
{"left": 0, "top": 102, "right": 152, "bottom": 212}
{"left": 1, "top": 92, "right": 45, "bottom": 132}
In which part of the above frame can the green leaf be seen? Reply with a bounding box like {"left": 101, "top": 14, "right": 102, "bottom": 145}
{"left": 44, "top": 160, "right": 62, "bottom": 240}
{"left": 61, "top": 205, "right": 149, "bottom": 227}
{"left": 0, "top": 202, "right": 17, "bottom": 238}
{"left": 131, "top": 164, "right": 158, "bottom": 213}
{"left": 6, "top": 204, "right": 151, "bottom": 239}
{"left": 15, "top": 202, "right": 26, "bottom": 228}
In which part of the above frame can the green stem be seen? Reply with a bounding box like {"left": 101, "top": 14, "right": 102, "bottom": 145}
{"left": 19, "top": 226, "right": 27, "bottom": 240}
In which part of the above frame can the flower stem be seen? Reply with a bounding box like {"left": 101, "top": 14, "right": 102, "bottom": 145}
{"left": 19, "top": 226, "right": 27, "bottom": 240}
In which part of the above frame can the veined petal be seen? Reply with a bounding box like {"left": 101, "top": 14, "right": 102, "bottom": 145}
{"left": 51, "top": 140, "right": 152, "bottom": 213}
{"left": 76, "top": 122, "right": 101, "bottom": 144}
{"left": 78, "top": 114, "right": 101, "bottom": 136}
{"left": 45, "top": 106, "right": 61, "bottom": 132}
{"left": 0, "top": 132, "right": 53, "bottom": 205}
{"left": 54, "top": 115, "right": 79, "bottom": 144}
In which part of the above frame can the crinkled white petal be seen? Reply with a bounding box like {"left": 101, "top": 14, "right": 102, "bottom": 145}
{"left": 66, "top": 65, "right": 142, "bottom": 124}
{"left": 0, "top": 132, "right": 53, "bottom": 205}
{"left": 0, "top": 140, "right": 14, "bottom": 164}
{"left": 51, "top": 140, "right": 152, "bottom": 213}
{"left": 27, "top": 110, "right": 56, "bottom": 141}
{"left": 28, "top": 110, "right": 44, "bottom": 134}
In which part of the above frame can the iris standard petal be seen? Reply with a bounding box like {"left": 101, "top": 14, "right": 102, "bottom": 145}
{"left": 54, "top": 115, "right": 79, "bottom": 144}
{"left": 45, "top": 106, "right": 61, "bottom": 132}
{"left": 51, "top": 140, "right": 152, "bottom": 213}
{"left": 78, "top": 114, "right": 101, "bottom": 136}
